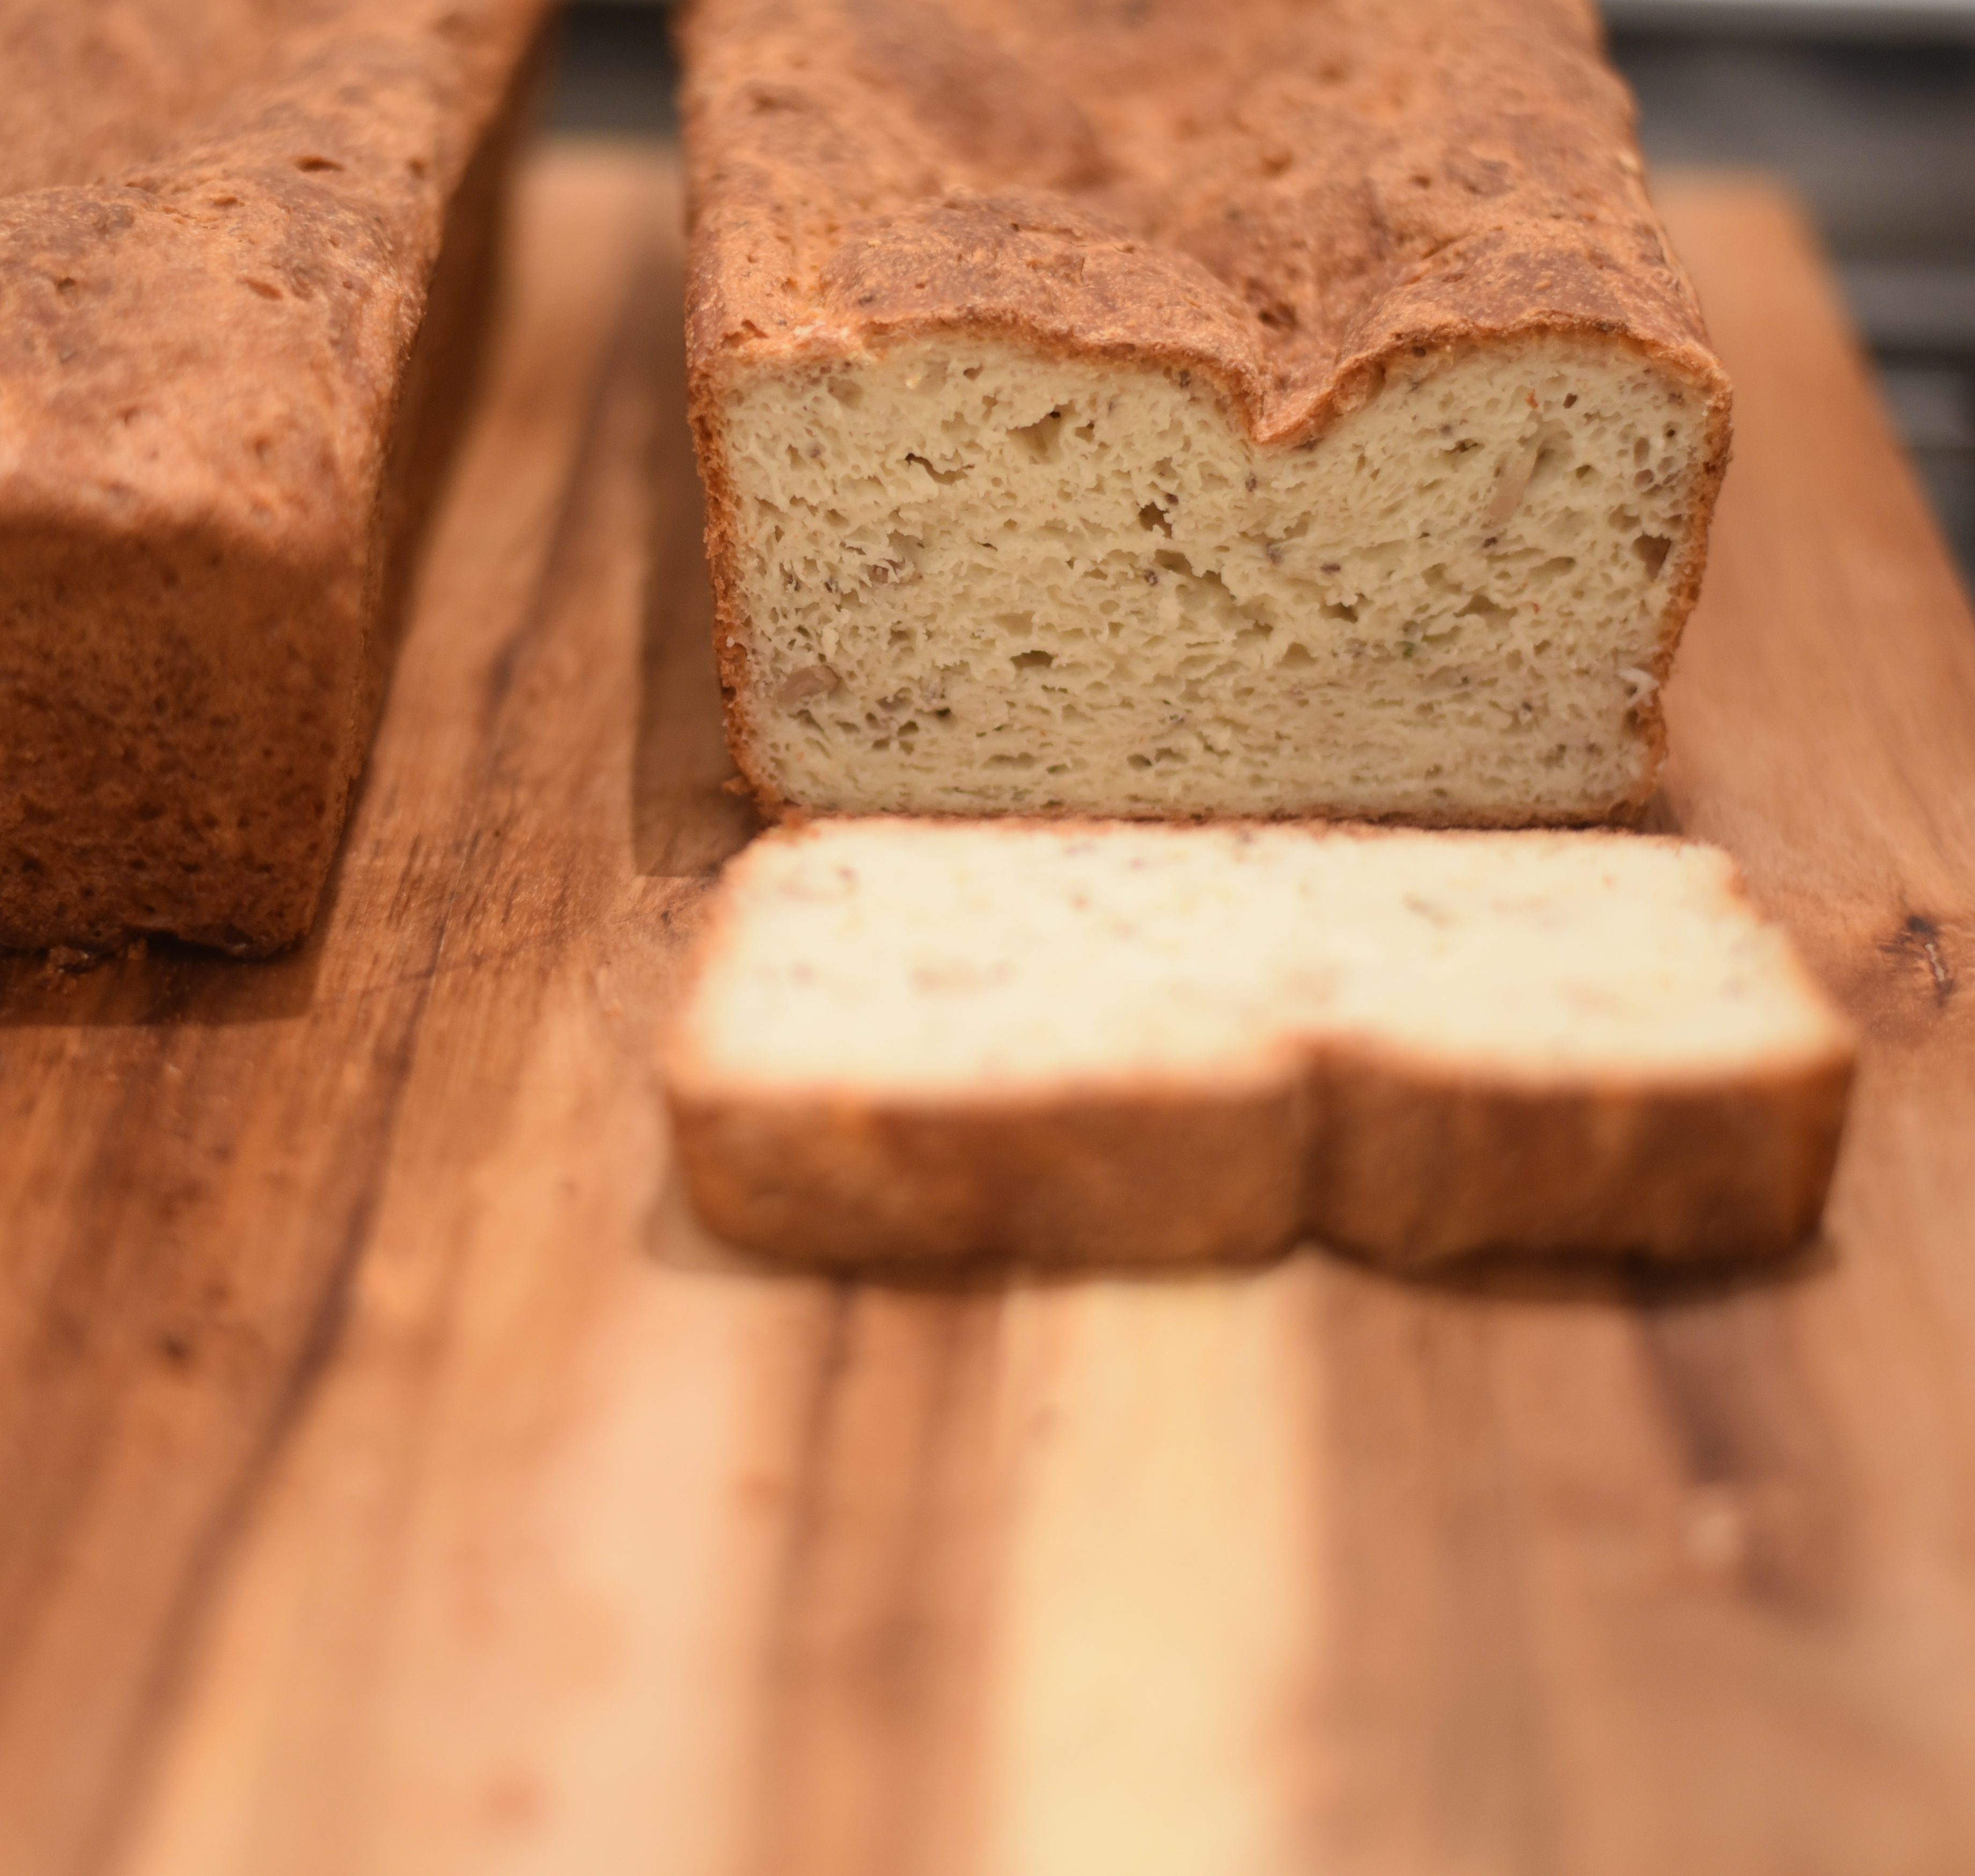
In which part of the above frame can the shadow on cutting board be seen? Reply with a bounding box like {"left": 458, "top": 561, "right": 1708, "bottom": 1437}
{"left": 630, "top": 200, "right": 760, "bottom": 879}
{"left": 0, "top": 925, "right": 325, "bottom": 1029}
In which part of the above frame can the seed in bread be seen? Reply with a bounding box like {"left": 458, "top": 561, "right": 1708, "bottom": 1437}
{"left": 663, "top": 820, "right": 1854, "bottom": 1268}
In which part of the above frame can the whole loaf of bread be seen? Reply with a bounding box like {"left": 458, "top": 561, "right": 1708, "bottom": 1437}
{"left": 682, "top": 0, "right": 1733, "bottom": 826}
{"left": 0, "top": 1, "right": 552, "bottom": 954}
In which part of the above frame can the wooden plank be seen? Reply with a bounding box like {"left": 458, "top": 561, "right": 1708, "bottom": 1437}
{"left": 0, "top": 149, "right": 1971, "bottom": 1875}
{"left": 0, "top": 147, "right": 757, "bottom": 1876}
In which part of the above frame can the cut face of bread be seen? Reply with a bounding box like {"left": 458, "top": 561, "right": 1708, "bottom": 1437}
{"left": 683, "top": 0, "right": 1734, "bottom": 825}
{"left": 721, "top": 332, "right": 1709, "bottom": 820}
{"left": 664, "top": 821, "right": 1855, "bottom": 1268}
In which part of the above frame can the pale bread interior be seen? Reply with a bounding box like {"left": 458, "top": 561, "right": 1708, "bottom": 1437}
{"left": 669, "top": 821, "right": 1849, "bottom": 1099}
{"left": 719, "top": 332, "right": 1711, "bottom": 819}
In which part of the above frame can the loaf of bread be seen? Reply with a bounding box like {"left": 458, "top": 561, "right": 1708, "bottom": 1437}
{"left": 664, "top": 821, "right": 1853, "bottom": 1268}
{"left": 681, "top": 0, "right": 1732, "bottom": 827}
{"left": 0, "top": 1, "right": 552, "bottom": 954}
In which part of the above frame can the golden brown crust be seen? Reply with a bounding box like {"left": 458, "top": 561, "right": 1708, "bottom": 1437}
{"left": 679, "top": 0, "right": 1734, "bottom": 823}
{"left": 671, "top": 1083, "right": 1306, "bottom": 1266}
{"left": 0, "top": 2, "right": 554, "bottom": 955}
{"left": 666, "top": 1048, "right": 1853, "bottom": 1270}
{"left": 1302, "top": 1044, "right": 1855, "bottom": 1265}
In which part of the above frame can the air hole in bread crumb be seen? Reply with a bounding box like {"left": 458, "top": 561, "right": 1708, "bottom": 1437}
{"left": 293, "top": 155, "right": 343, "bottom": 173}
{"left": 1010, "top": 409, "right": 1067, "bottom": 461}
{"left": 904, "top": 452, "right": 966, "bottom": 484}
{"left": 1633, "top": 533, "right": 1672, "bottom": 578}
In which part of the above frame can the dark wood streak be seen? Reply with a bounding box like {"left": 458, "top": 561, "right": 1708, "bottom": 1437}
{"left": 1415, "top": 1306, "right": 1562, "bottom": 1876}
{"left": 1312, "top": 1271, "right": 1565, "bottom": 1876}
{"left": 1632, "top": 1291, "right": 1851, "bottom": 1617}
{"left": 746, "top": 1282, "right": 1007, "bottom": 1876}
{"left": 865, "top": 1291, "right": 1007, "bottom": 1876}
{"left": 0, "top": 949, "right": 453, "bottom": 1876}
{"left": 747, "top": 1278, "right": 859, "bottom": 1876}
{"left": 69, "top": 1022, "right": 438, "bottom": 1876}
{"left": 75, "top": 194, "right": 689, "bottom": 1876}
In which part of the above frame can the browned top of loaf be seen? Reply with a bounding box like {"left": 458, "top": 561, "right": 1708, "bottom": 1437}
{"left": 0, "top": 1, "right": 545, "bottom": 562}
{"left": 681, "top": 0, "right": 1726, "bottom": 443}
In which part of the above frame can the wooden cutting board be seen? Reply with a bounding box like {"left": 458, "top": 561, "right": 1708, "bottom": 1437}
{"left": 3, "top": 146, "right": 1974, "bottom": 1876}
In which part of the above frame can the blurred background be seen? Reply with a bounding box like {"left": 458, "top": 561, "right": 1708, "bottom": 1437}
{"left": 548, "top": 0, "right": 1975, "bottom": 581}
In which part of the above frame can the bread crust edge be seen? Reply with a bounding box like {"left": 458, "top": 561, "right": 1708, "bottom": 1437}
{"left": 664, "top": 1033, "right": 1853, "bottom": 1270}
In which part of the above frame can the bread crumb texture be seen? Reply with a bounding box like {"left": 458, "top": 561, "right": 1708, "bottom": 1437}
{"left": 728, "top": 339, "right": 1699, "bottom": 816}
{"left": 673, "top": 822, "right": 1848, "bottom": 1097}
{"left": 683, "top": 0, "right": 1733, "bottom": 823}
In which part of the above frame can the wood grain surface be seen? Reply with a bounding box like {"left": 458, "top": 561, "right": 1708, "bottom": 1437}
{"left": 2, "top": 148, "right": 1973, "bottom": 1876}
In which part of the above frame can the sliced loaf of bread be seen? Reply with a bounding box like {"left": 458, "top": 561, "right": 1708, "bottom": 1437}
{"left": 663, "top": 821, "right": 1854, "bottom": 1267}
{"left": 681, "top": 0, "right": 1732, "bottom": 826}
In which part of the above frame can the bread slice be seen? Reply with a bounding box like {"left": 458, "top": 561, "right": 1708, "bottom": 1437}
{"left": 0, "top": 1, "right": 552, "bottom": 955}
{"left": 681, "top": 0, "right": 1732, "bottom": 827}
{"left": 663, "top": 821, "right": 1854, "bottom": 1267}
